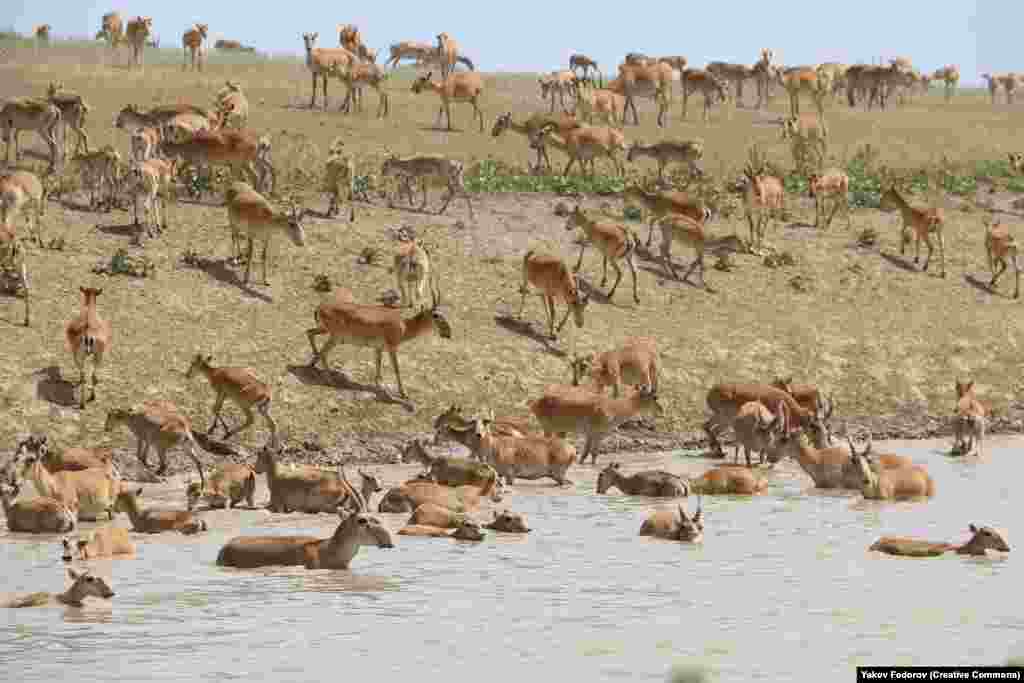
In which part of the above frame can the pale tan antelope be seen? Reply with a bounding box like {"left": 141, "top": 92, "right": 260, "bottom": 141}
{"left": 741, "top": 166, "right": 784, "bottom": 254}
{"left": 953, "top": 380, "right": 988, "bottom": 457}
{"left": 186, "top": 463, "right": 257, "bottom": 511}
{"left": 253, "top": 445, "right": 380, "bottom": 513}
{"left": 768, "top": 429, "right": 910, "bottom": 489}
{"left": 394, "top": 239, "right": 431, "bottom": 309}
{"left": 129, "top": 126, "right": 160, "bottom": 162}
{"left": 386, "top": 40, "right": 475, "bottom": 70}
{"left": 807, "top": 168, "right": 850, "bottom": 229}
{"left": 564, "top": 205, "right": 639, "bottom": 303}
{"left": 639, "top": 503, "right": 703, "bottom": 542}
{"left": 45, "top": 82, "right": 90, "bottom": 160}
{"left": 185, "top": 353, "right": 277, "bottom": 444}
{"left": 539, "top": 70, "right": 578, "bottom": 113}
{"left": 460, "top": 410, "right": 577, "bottom": 486}
{"left": 533, "top": 121, "right": 627, "bottom": 177}
{"left": 627, "top": 139, "right": 704, "bottom": 182}
{"left": 703, "top": 383, "right": 830, "bottom": 458}
{"left": 3, "top": 569, "right": 114, "bottom": 608}
{"left": 0, "top": 192, "right": 30, "bottom": 326}
{"left": 752, "top": 48, "right": 777, "bottom": 109}
{"left": 0, "top": 482, "right": 75, "bottom": 533}
{"left": 434, "top": 404, "right": 537, "bottom": 441}
{"left": 66, "top": 527, "right": 134, "bottom": 560}
{"left": 932, "top": 65, "right": 959, "bottom": 102}
{"left": 115, "top": 103, "right": 217, "bottom": 135}
{"left": 16, "top": 443, "right": 119, "bottom": 521}
{"left": 378, "top": 478, "right": 484, "bottom": 513}
{"left": 115, "top": 487, "right": 207, "bottom": 534}
{"left": 302, "top": 32, "right": 358, "bottom": 109}
{"left": 224, "top": 185, "right": 306, "bottom": 285}
{"left": 491, "top": 111, "right": 578, "bottom": 173}
{"left": 656, "top": 213, "right": 708, "bottom": 288}
{"left": 33, "top": 24, "right": 51, "bottom": 45}
{"left": 574, "top": 338, "right": 658, "bottom": 397}
{"left": 125, "top": 158, "right": 175, "bottom": 243}
{"left": 517, "top": 249, "right": 590, "bottom": 340}
{"left": 182, "top": 23, "right": 208, "bottom": 71}
{"left": 679, "top": 69, "right": 729, "bottom": 121}
{"left": 218, "top": 470, "right": 394, "bottom": 569}
{"left": 406, "top": 502, "right": 473, "bottom": 529}
{"left": 529, "top": 384, "right": 664, "bottom": 464}
{"left": 402, "top": 439, "right": 502, "bottom": 493}
{"left": 870, "top": 525, "right": 1010, "bottom": 558}
{"left": 1010, "top": 153, "right": 1024, "bottom": 175}
{"left": 381, "top": 153, "right": 474, "bottom": 218}
{"left": 596, "top": 462, "right": 687, "bottom": 497}
{"left": 435, "top": 32, "right": 459, "bottom": 79}
{"left": 769, "top": 377, "right": 835, "bottom": 441}
{"left": 814, "top": 62, "right": 849, "bottom": 101}
{"left": 571, "top": 80, "right": 624, "bottom": 126}
{"left": 779, "top": 112, "right": 827, "bottom": 169}
{"left": 411, "top": 71, "right": 485, "bottom": 133}
{"left": 879, "top": 185, "right": 945, "bottom": 277}
{"left": 983, "top": 218, "right": 1019, "bottom": 299}
{"left": 160, "top": 128, "right": 274, "bottom": 195}
{"left": 706, "top": 61, "right": 754, "bottom": 105}
{"left": 688, "top": 465, "right": 767, "bottom": 495}
{"left": 569, "top": 54, "right": 600, "bottom": 83}
{"left": 213, "top": 81, "right": 249, "bottom": 129}
{"left": 731, "top": 400, "right": 785, "bottom": 467}
{"left": 104, "top": 400, "right": 204, "bottom": 477}
{"left": 851, "top": 444, "right": 935, "bottom": 501}
{"left": 306, "top": 281, "right": 452, "bottom": 400}
{"left": 124, "top": 16, "right": 153, "bottom": 69}
{"left": 41, "top": 444, "right": 117, "bottom": 476}
{"left": 331, "top": 62, "right": 390, "bottom": 118}
{"left": 73, "top": 145, "right": 121, "bottom": 210}
{"left": 622, "top": 185, "right": 711, "bottom": 249}
{"left": 64, "top": 287, "right": 112, "bottom": 408}
{"left": 1, "top": 98, "right": 60, "bottom": 170}
{"left": 99, "top": 12, "right": 124, "bottom": 51}
{"left": 0, "top": 170, "right": 45, "bottom": 246}
{"left": 998, "top": 73, "right": 1019, "bottom": 104}
{"left": 614, "top": 61, "right": 674, "bottom": 126}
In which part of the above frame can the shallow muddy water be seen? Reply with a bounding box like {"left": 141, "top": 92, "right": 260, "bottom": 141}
{"left": 1, "top": 437, "right": 1021, "bottom": 682}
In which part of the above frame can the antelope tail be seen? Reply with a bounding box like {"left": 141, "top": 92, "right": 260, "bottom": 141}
{"left": 83, "top": 334, "right": 97, "bottom": 356}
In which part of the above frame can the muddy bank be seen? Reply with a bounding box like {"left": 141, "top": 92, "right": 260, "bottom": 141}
{"left": 97, "top": 404, "right": 1024, "bottom": 481}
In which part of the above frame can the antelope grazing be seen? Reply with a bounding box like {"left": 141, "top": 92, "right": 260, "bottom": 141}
{"left": 484, "top": 510, "right": 531, "bottom": 533}
{"left": 186, "top": 463, "right": 257, "bottom": 511}
{"left": 851, "top": 443, "right": 935, "bottom": 501}
{"left": 331, "top": 62, "right": 390, "bottom": 118}
{"left": 160, "top": 128, "right": 275, "bottom": 196}
{"left": 870, "top": 525, "right": 1010, "bottom": 558}
{"left": 17, "top": 443, "right": 119, "bottom": 521}
{"left": 569, "top": 54, "right": 600, "bottom": 84}
{"left": 394, "top": 238, "right": 431, "bottom": 309}
{"left": 689, "top": 465, "right": 767, "bottom": 495}
{"left": 574, "top": 338, "right": 658, "bottom": 397}
{"left": 491, "top": 111, "right": 578, "bottom": 173}
{"left": 879, "top": 186, "right": 945, "bottom": 277}
{"left": 779, "top": 66, "right": 827, "bottom": 117}
{"left": 219, "top": 470, "right": 393, "bottom": 569}
{"left": 807, "top": 168, "right": 850, "bottom": 229}
{"left": 622, "top": 186, "right": 711, "bottom": 249}
{"left": 411, "top": 71, "right": 485, "bottom": 133}
{"left": 399, "top": 520, "right": 485, "bottom": 541}
{"left": 679, "top": 69, "right": 729, "bottom": 121}
{"left": 125, "top": 16, "right": 153, "bottom": 69}
{"left": 572, "top": 80, "right": 624, "bottom": 126}
{"left": 732, "top": 401, "right": 785, "bottom": 466}
{"left": 639, "top": 503, "right": 703, "bottom": 542}
{"left": 214, "top": 81, "right": 249, "bottom": 129}
{"left": 3, "top": 569, "right": 114, "bottom": 609}
{"left": 66, "top": 527, "right": 135, "bottom": 560}
{"left": 435, "top": 32, "right": 459, "bottom": 79}
{"left": 1, "top": 169, "right": 45, "bottom": 246}
{"left": 104, "top": 400, "right": 203, "bottom": 477}
{"left": 46, "top": 82, "right": 90, "bottom": 159}
{"left": 254, "top": 445, "right": 379, "bottom": 513}
{"left": 932, "top": 66, "right": 960, "bottom": 102}
{"left": 706, "top": 61, "right": 754, "bottom": 105}
{"left": 182, "top": 23, "right": 208, "bottom": 71}
{"left": 302, "top": 32, "right": 358, "bottom": 109}
{"left": 0, "top": 209, "right": 29, "bottom": 326}
{"left": 306, "top": 281, "right": 452, "bottom": 400}
{"left": 224, "top": 187, "right": 306, "bottom": 285}
{"left": 378, "top": 479, "right": 484, "bottom": 513}
{"left": 517, "top": 250, "right": 590, "bottom": 340}
{"left": 1, "top": 483, "right": 75, "bottom": 533}
{"left": 627, "top": 139, "right": 704, "bottom": 181}
{"left": 381, "top": 154, "right": 474, "bottom": 218}
{"left": 529, "top": 384, "right": 664, "bottom": 465}
{"left": 614, "top": 61, "right": 674, "bottom": 127}
{"left": 186, "top": 354, "right": 277, "bottom": 443}
{"left": 98, "top": 12, "right": 124, "bottom": 50}
{"left": 539, "top": 71, "right": 577, "bottom": 113}
{"left": 564, "top": 205, "right": 639, "bottom": 303}
{"left": 953, "top": 380, "right": 988, "bottom": 457}
{"left": 115, "top": 487, "right": 207, "bottom": 534}
{"left": 125, "top": 158, "right": 175, "bottom": 242}
{"left": 704, "top": 383, "right": 830, "bottom": 458}
{"left": 64, "top": 287, "right": 112, "bottom": 408}
{"left": 983, "top": 219, "right": 1019, "bottom": 299}
{"left": 596, "top": 463, "right": 688, "bottom": 497}
{"left": 323, "top": 139, "right": 355, "bottom": 220}
{"left": 533, "top": 121, "right": 628, "bottom": 177}
{"left": 1, "top": 97, "right": 61, "bottom": 170}
{"left": 741, "top": 166, "right": 784, "bottom": 254}
{"left": 462, "top": 411, "right": 578, "bottom": 486}
{"left": 74, "top": 145, "right": 121, "bottom": 210}
{"left": 656, "top": 213, "right": 708, "bottom": 288}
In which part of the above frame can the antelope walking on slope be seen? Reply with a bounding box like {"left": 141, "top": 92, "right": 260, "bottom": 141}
{"left": 186, "top": 353, "right": 278, "bottom": 444}
{"left": 104, "top": 400, "right": 204, "bottom": 478}
{"left": 983, "top": 218, "right": 1019, "bottom": 299}
{"left": 517, "top": 250, "right": 590, "bottom": 341}
{"left": 64, "top": 287, "right": 112, "bottom": 408}
{"left": 879, "top": 185, "right": 945, "bottom": 277}
{"left": 564, "top": 206, "right": 640, "bottom": 303}
{"left": 953, "top": 380, "right": 988, "bottom": 457}
{"left": 224, "top": 188, "right": 307, "bottom": 285}
{"left": 573, "top": 338, "right": 659, "bottom": 397}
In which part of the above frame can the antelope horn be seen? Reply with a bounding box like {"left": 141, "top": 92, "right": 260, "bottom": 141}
{"left": 338, "top": 464, "right": 366, "bottom": 512}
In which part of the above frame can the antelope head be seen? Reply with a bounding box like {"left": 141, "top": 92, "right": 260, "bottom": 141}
{"left": 634, "top": 384, "right": 665, "bottom": 417}
{"left": 357, "top": 469, "right": 383, "bottom": 499}
{"left": 596, "top": 462, "right": 622, "bottom": 494}
{"left": 66, "top": 568, "right": 116, "bottom": 601}
{"left": 847, "top": 433, "right": 877, "bottom": 489}
{"left": 337, "top": 466, "right": 394, "bottom": 549}
{"left": 966, "top": 525, "right": 1010, "bottom": 553}
{"left": 451, "top": 520, "right": 486, "bottom": 541}
{"left": 486, "top": 509, "right": 531, "bottom": 533}
{"left": 491, "top": 112, "right": 513, "bottom": 137}
{"left": 61, "top": 537, "right": 74, "bottom": 562}
{"left": 569, "top": 353, "right": 593, "bottom": 386}
{"left": 411, "top": 73, "right": 433, "bottom": 94}
{"left": 677, "top": 499, "right": 704, "bottom": 543}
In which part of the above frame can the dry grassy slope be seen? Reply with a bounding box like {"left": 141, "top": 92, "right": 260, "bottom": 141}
{"left": 0, "top": 43, "right": 1022, "bottom": 456}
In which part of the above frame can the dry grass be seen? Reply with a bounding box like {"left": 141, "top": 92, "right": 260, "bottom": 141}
{"left": 1, "top": 40, "right": 1023, "bottom": 456}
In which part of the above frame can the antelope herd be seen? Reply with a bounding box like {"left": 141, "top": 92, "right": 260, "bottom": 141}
{"left": 0, "top": 19, "right": 1016, "bottom": 611}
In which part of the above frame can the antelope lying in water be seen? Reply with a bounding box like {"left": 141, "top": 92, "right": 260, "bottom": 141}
{"left": 217, "top": 470, "right": 394, "bottom": 569}
{"left": 596, "top": 462, "right": 688, "bottom": 497}
{"left": 400, "top": 439, "right": 500, "bottom": 494}
{"left": 186, "top": 463, "right": 257, "bottom": 511}
{"left": 398, "top": 520, "right": 485, "bottom": 541}
{"left": 17, "top": 439, "right": 119, "bottom": 521}
{"left": 484, "top": 510, "right": 531, "bottom": 533}
{"left": 3, "top": 569, "right": 114, "bottom": 608}
{"left": 406, "top": 502, "right": 472, "bottom": 528}
{"left": 115, "top": 487, "right": 208, "bottom": 534}
{"left": 378, "top": 478, "right": 484, "bottom": 513}
{"left": 850, "top": 442, "right": 934, "bottom": 501}
{"left": 1, "top": 482, "right": 76, "bottom": 533}
{"left": 688, "top": 466, "right": 767, "bottom": 495}
{"left": 62, "top": 527, "right": 135, "bottom": 561}
{"left": 869, "top": 525, "right": 1010, "bottom": 558}
{"left": 639, "top": 502, "right": 703, "bottom": 542}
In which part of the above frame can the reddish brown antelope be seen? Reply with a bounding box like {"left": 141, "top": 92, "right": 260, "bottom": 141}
{"left": 869, "top": 525, "right": 1009, "bottom": 558}
{"left": 953, "top": 380, "right": 988, "bottom": 457}
{"left": 639, "top": 502, "right": 703, "bottom": 542}
{"left": 517, "top": 250, "right": 590, "bottom": 341}
{"left": 596, "top": 463, "right": 688, "bottom": 497}
{"left": 3, "top": 569, "right": 114, "bottom": 608}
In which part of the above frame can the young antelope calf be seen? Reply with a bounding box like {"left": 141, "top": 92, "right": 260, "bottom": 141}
{"left": 126, "top": 158, "right": 175, "bottom": 243}
{"left": 564, "top": 206, "right": 640, "bottom": 302}
{"left": 983, "top": 219, "right": 1019, "bottom": 298}
{"left": 185, "top": 353, "right": 277, "bottom": 444}
{"left": 64, "top": 287, "right": 112, "bottom": 408}
{"left": 115, "top": 487, "right": 208, "bottom": 534}
{"left": 517, "top": 250, "right": 590, "bottom": 340}
{"left": 879, "top": 186, "right": 945, "bottom": 277}
{"left": 741, "top": 169, "right": 784, "bottom": 254}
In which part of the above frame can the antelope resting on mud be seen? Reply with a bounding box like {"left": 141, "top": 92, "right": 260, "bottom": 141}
{"left": 572, "top": 337, "right": 659, "bottom": 397}
{"left": 639, "top": 503, "right": 703, "bottom": 542}
{"left": 306, "top": 282, "right": 452, "bottom": 400}
{"left": 186, "top": 463, "right": 257, "bottom": 511}
{"left": 529, "top": 384, "right": 664, "bottom": 465}
{"left": 517, "top": 250, "right": 590, "bottom": 341}
{"left": 850, "top": 440, "right": 935, "bottom": 501}
{"left": 218, "top": 469, "right": 394, "bottom": 569}
{"left": 953, "top": 380, "right": 988, "bottom": 457}
{"left": 687, "top": 465, "right": 767, "bottom": 495}
{"left": 983, "top": 218, "right": 1019, "bottom": 299}
{"left": 186, "top": 354, "right": 278, "bottom": 444}
{"left": 64, "top": 287, "right": 112, "bottom": 408}
{"left": 116, "top": 487, "right": 208, "bottom": 534}
{"left": 254, "top": 445, "right": 381, "bottom": 514}
{"left": 17, "top": 441, "right": 119, "bottom": 522}
{"left": 596, "top": 463, "right": 688, "bottom": 497}
{"left": 3, "top": 569, "right": 114, "bottom": 609}
{"left": 879, "top": 185, "right": 945, "bottom": 277}
{"left": 869, "top": 524, "right": 1010, "bottom": 558}
{"left": 564, "top": 206, "right": 640, "bottom": 303}
{"left": 704, "top": 383, "right": 830, "bottom": 458}
{"left": 104, "top": 400, "right": 204, "bottom": 478}
{"left": 1, "top": 482, "right": 76, "bottom": 533}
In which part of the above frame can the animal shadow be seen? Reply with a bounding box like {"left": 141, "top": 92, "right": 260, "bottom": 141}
{"left": 32, "top": 365, "right": 80, "bottom": 407}
{"left": 286, "top": 364, "right": 415, "bottom": 412}
{"left": 637, "top": 262, "right": 711, "bottom": 292}
{"left": 963, "top": 273, "right": 1003, "bottom": 297}
{"left": 96, "top": 223, "right": 140, "bottom": 237}
{"left": 418, "top": 125, "right": 459, "bottom": 133}
{"left": 493, "top": 315, "right": 567, "bottom": 358}
{"left": 575, "top": 277, "right": 612, "bottom": 305}
{"left": 879, "top": 251, "right": 920, "bottom": 273}
{"left": 184, "top": 256, "right": 274, "bottom": 303}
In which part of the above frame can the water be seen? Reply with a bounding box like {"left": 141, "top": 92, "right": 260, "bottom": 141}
{"left": 1, "top": 437, "right": 1021, "bottom": 682}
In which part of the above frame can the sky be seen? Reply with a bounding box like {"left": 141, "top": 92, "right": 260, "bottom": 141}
{"left": 5, "top": 1, "right": 1016, "bottom": 86}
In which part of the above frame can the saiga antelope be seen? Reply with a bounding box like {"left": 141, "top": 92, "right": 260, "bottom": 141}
{"left": 1, "top": 169, "right": 45, "bottom": 247}
{"left": 410, "top": 71, "right": 485, "bottom": 133}
{"left": 770, "top": 377, "right": 835, "bottom": 440}
{"left": 656, "top": 213, "right": 708, "bottom": 288}
{"left": 456, "top": 411, "right": 577, "bottom": 486}
{"left": 185, "top": 353, "right": 278, "bottom": 444}
{"left": 45, "top": 82, "right": 91, "bottom": 160}
{"left": 532, "top": 121, "right": 627, "bottom": 177}
{"left": 571, "top": 80, "right": 624, "bottom": 126}
{"left": 435, "top": 32, "right": 459, "bottom": 79}
{"left": 573, "top": 338, "right": 658, "bottom": 397}
{"left": 330, "top": 62, "right": 390, "bottom": 118}
{"left": 306, "top": 282, "right": 452, "bottom": 399}
{"left": 16, "top": 440, "right": 120, "bottom": 521}
{"left": 869, "top": 525, "right": 1009, "bottom": 558}
{"left": 569, "top": 54, "right": 601, "bottom": 84}
{"left": 98, "top": 12, "right": 124, "bottom": 52}
{"left": 769, "top": 429, "right": 911, "bottom": 490}
{"left": 983, "top": 219, "right": 1019, "bottom": 298}
{"left": 64, "top": 527, "right": 135, "bottom": 560}
{"left": 679, "top": 69, "right": 728, "bottom": 121}
{"left": 34, "top": 24, "right": 51, "bottom": 45}
{"left": 159, "top": 128, "right": 275, "bottom": 196}
{"left": 186, "top": 463, "right": 257, "bottom": 511}
{"left": 254, "top": 445, "right": 381, "bottom": 513}
{"left": 324, "top": 139, "right": 356, "bottom": 221}
{"left": 614, "top": 61, "right": 674, "bottom": 127}
{"left": 491, "top": 111, "right": 578, "bottom": 173}
{"left": 0, "top": 212, "right": 30, "bottom": 326}
{"left": 931, "top": 65, "right": 959, "bottom": 102}
{"left": 564, "top": 206, "right": 640, "bottom": 303}
{"left": 2, "top": 569, "right": 114, "bottom": 609}
{"left": 539, "top": 71, "right": 577, "bottom": 113}
{"left": 1, "top": 97, "right": 61, "bottom": 171}
{"left": 953, "top": 380, "right": 988, "bottom": 457}
{"left": 64, "top": 287, "right": 112, "bottom": 408}
{"left": 879, "top": 185, "right": 945, "bottom": 277}
{"left": 741, "top": 166, "right": 784, "bottom": 254}
{"left": 626, "top": 140, "right": 704, "bottom": 182}
{"left": 807, "top": 168, "right": 850, "bottom": 229}
{"left": 484, "top": 510, "right": 531, "bottom": 533}
{"left": 704, "top": 383, "right": 830, "bottom": 458}
{"left": 731, "top": 400, "right": 785, "bottom": 466}
{"left": 639, "top": 503, "right": 703, "bottom": 542}
{"left": 182, "top": 23, "right": 208, "bottom": 71}
{"left": 517, "top": 249, "right": 590, "bottom": 340}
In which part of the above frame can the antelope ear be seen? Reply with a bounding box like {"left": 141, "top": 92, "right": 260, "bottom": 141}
{"left": 969, "top": 523, "right": 978, "bottom": 533}
{"left": 67, "top": 568, "right": 81, "bottom": 580}
{"left": 135, "top": 487, "right": 143, "bottom": 497}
